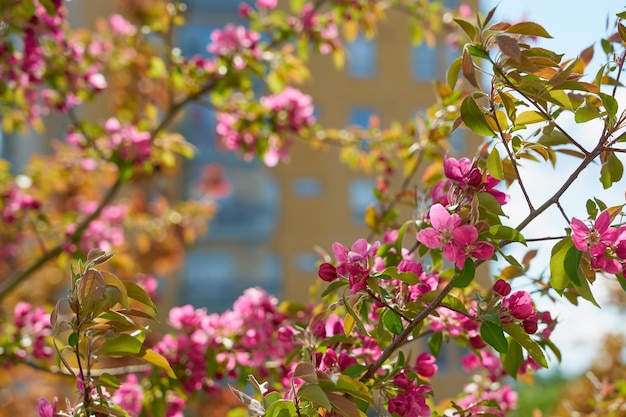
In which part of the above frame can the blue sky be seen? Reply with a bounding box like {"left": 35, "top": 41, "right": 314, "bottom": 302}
{"left": 479, "top": 1, "right": 626, "bottom": 375}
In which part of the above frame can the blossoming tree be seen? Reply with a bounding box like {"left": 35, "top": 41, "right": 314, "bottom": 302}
{"left": 2, "top": 0, "right": 626, "bottom": 416}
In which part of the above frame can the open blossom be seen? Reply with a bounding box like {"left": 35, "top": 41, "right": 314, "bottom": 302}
{"left": 387, "top": 371, "right": 431, "bottom": 417}
{"left": 570, "top": 210, "right": 626, "bottom": 273}
{"left": 331, "top": 238, "right": 380, "bottom": 293}
{"left": 501, "top": 290, "right": 535, "bottom": 320}
{"left": 439, "top": 156, "right": 510, "bottom": 205}
{"left": 417, "top": 204, "right": 494, "bottom": 268}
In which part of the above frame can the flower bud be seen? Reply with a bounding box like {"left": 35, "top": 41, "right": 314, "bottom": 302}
{"left": 493, "top": 279, "right": 511, "bottom": 297}
{"left": 318, "top": 262, "right": 338, "bottom": 282}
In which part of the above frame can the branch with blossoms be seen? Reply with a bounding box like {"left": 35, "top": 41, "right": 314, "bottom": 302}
{"left": 4, "top": 1, "right": 626, "bottom": 417}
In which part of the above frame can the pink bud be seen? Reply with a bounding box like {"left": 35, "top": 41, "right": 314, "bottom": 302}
{"left": 318, "top": 262, "right": 338, "bottom": 282}
{"left": 493, "top": 279, "right": 511, "bottom": 297}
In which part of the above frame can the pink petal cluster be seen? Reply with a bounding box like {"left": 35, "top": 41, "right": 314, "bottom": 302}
{"left": 571, "top": 210, "right": 626, "bottom": 274}
{"left": 458, "top": 351, "right": 517, "bottom": 416}
{"left": 0, "top": 0, "right": 110, "bottom": 122}
{"left": 286, "top": 4, "right": 341, "bottom": 55}
{"left": 493, "top": 280, "right": 555, "bottom": 336}
{"left": 387, "top": 371, "right": 432, "bottom": 417}
{"left": 12, "top": 301, "right": 53, "bottom": 360}
{"left": 109, "top": 14, "right": 137, "bottom": 36}
{"left": 65, "top": 202, "right": 126, "bottom": 254}
{"left": 104, "top": 118, "right": 152, "bottom": 165}
{"left": 433, "top": 157, "right": 509, "bottom": 206}
{"left": 330, "top": 238, "right": 380, "bottom": 293}
{"left": 417, "top": 203, "right": 494, "bottom": 268}
{"left": 207, "top": 24, "right": 262, "bottom": 70}
{"left": 154, "top": 288, "right": 300, "bottom": 393}
{"left": 217, "top": 87, "right": 315, "bottom": 167}
{"left": 429, "top": 306, "right": 485, "bottom": 349}
{"left": 111, "top": 374, "right": 143, "bottom": 417}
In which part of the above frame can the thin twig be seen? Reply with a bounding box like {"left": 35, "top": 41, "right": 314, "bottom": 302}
{"left": 489, "top": 96, "right": 534, "bottom": 212}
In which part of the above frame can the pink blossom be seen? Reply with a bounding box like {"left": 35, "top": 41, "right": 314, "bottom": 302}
{"left": 257, "top": 0, "right": 278, "bottom": 9}
{"left": 501, "top": 290, "right": 535, "bottom": 321}
{"left": 571, "top": 210, "right": 616, "bottom": 252}
{"left": 331, "top": 239, "right": 380, "bottom": 293}
{"left": 111, "top": 374, "right": 143, "bottom": 417}
{"left": 37, "top": 397, "right": 58, "bottom": 417}
{"left": 387, "top": 372, "right": 431, "bottom": 417}
{"left": 417, "top": 204, "right": 494, "bottom": 268}
{"left": 109, "top": 14, "right": 137, "bottom": 36}
{"left": 415, "top": 352, "right": 438, "bottom": 378}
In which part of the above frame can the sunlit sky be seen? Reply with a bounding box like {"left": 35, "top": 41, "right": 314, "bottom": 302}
{"left": 480, "top": 1, "right": 626, "bottom": 375}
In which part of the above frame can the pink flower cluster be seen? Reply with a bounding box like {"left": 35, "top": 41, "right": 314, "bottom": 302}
{"left": 428, "top": 306, "right": 485, "bottom": 350}
{"left": 0, "top": 184, "right": 42, "bottom": 260}
{"left": 571, "top": 210, "right": 626, "bottom": 274}
{"left": 320, "top": 238, "right": 380, "bottom": 293}
{"left": 103, "top": 118, "right": 152, "bottom": 165}
{"left": 153, "top": 288, "right": 299, "bottom": 393}
{"left": 207, "top": 24, "right": 262, "bottom": 70}
{"left": 433, "top": 156, "right": 510, "bottom": 207}
{"left": 0, "top": 0, "right": 110, "bottom": 121}
{"left": 65, "top": 202, "right": 126, "bottom": 254}
{"left": 458, "top": 351, "right": 517, "bottom": 416}
{"left": 110, "top": 374, "right": 184, "bottom": 417}
{"left": 216, "top": 87, "right": 315, "bottom": 166}
{"left": 286, "top": 3, "right": 341, "bottom": 55}
{"left": 493, "top": 279, "right": 554, "bottom": 336}
{"left": 387, "top": 371, "right": 432, "bottom": 417}
{"left": 417, "top": 203, "right": 494, "bottom": 269}
{"left": 1, "top": 184, "right": 41, "bottom": 224}
{"left": 11, "top": 301, "right": 53, "bottom": 360}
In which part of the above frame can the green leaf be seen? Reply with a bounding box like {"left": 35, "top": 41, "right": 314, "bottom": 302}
{"left": 123, "top": 281, "right": 158, "bottom": 317}
{"left": 68, "top": 332, "right": 79, "bottom": 347}
{"left": 428, "top": 331, "right": 443, "bottom": 356}
{"left": 488, "top": 225, "right": 526, "bottom": 245}
{"left": 321, "top": 279, "right": 349, "bottom": 297}
{"left": 487, "top": 147, "right": 504, "bottom": 180}
{"left": 600, "top": 152, "right": 624, "bottom": 189}
{"left": 502, "top": 323, "right": 548, "bottom": 368}
{"left": 342, "top": 294, "right": 369, "bottom": 336}
{"left": 451, "top": 257, "right": 475, "bottom": 288}
{"left": 574, "top": 103, "right": 602, "bottom": 123}
{"left": 441, "top": 295, "right": 469, "bottom": 315}
{"left": 298, "top": 384, "right": 332, "bottom": 410}
{"left": 480, "top": 321, "right": 508, "bottom": 353}
{"left": 617, "top": 272, "right": 626, "bottom": 293}
{"left": 320, "top": 375, "right": 374, "bottom": 404}
{"left": 147, "top": 56, "right": 167, "bottom": 78}
{"left": 505, "top": 22, "right": 552, "bottom": 38}
{"left": 573, "top": 271, "right": 600, "bottom": 307}
{"left": 99, "top": 334, "right": 143, "bottom": 356}
{"left": 563, "top": 245, "right": 582, "bottom": 286}
{"left": 461, "top": 95, "right": 494, "bottom": 137}
{"left": 376, "top": 266, "right": 419, "bottom": 284}
{"left": 289, "top": 0, "right": 306, "bottom": 12}
{"left": 98, "top": 373, "right": 121, "bottom": 390}
{"left": 514, "top": 110, "right": 548, "bottom": 125}
{"left": 550, "top": 237, "right": 573, "bottom": 293}
{"left": 447, "top": 56, "right": 462, "bottom": 89}
{"left": 454, "top": 18, "right": 477, "bottom": 41}
{"left": 382, "top": 309, "right": 404, "bottom": 336}
{"left": 502, "top": 339, "right": 524, "bottom": 378}
{"left": 477, "top": 192, "right": 506, "bottom": 216}
{"left": 135, "top": 348, "right": 175, "bottom": 379}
